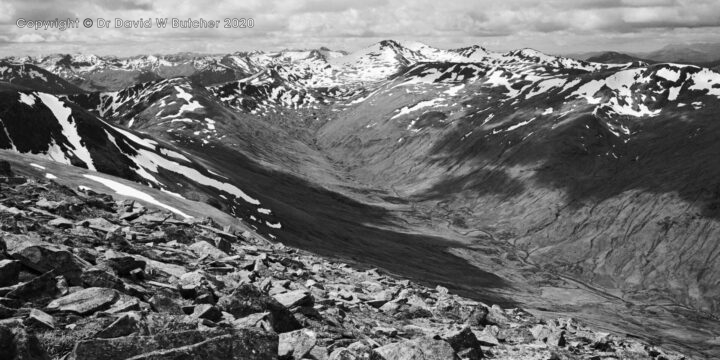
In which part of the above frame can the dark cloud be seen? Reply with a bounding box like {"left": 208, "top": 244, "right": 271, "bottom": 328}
{"left": 4, "top": 4, "right": 78, "bottom": 23}
{"left": 1, "top": 0, "right": 152, "bottom": 22}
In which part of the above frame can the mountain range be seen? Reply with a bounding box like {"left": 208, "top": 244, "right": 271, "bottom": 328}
{"left": 2, "top": 39, "right": 720, "bottom": 357}
{"left": 640, "top": 43, "right": 720, "bottom": 64}
{"left": 572, "top": 42, "right": 720, "bottom": 72}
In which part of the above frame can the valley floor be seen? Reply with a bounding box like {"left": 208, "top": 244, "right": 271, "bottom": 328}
{"left": 254, "top": 157, "right": 720, "bottom": 359}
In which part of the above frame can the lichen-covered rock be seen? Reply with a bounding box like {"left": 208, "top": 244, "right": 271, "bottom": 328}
{"left": 7, "top": 271, "right": 58, "bottom": 300}
{"left": 105, "top": 255, "right": 146, "bottom": 277}
{"left": 191, "top": 304, "right": 223, "bottom": 322}
{"left": 46, "top": 287, "right": 119, "bottom": 315}
{"left": 189, "top": 241, "right": 229, "bottom": 259}
{"left": 218, "top": 284, "right": 301, "bottom": 333}
{"left": 273, "top": 290, "right": 313, "bottom": 308}
{"left": 440, "top": 327, "right": 482, "bottom": 357}
{"left": 5, "top": 236, "right": 83, "bottom": 285}
{"left": 80, "top": 268, "right": 125, "bottom": 290}
{"left": 148, "top": 293, "right": 184, "bottom": 315}
{"left": 24, "top": 309, "right": 55, "bottom": 330}
{"left": 278, "top": 328, "right": 317, "bottom": 359}
{"left": 95, "top": 312, "right": 141, "bottom": 339}
{"left": 372, "top": 337, "right": 459, "bottom": 360}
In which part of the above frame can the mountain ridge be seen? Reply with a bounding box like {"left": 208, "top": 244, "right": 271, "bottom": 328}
{"left": 2, "top": 39, "right": 720, "bottom": 357}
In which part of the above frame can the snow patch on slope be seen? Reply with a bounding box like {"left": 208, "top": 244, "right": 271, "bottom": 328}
{"left": 19, "top": 93, "right": 36, "bottom": 107}
{"left": 37, "top": 93, "right": 97, "bottom": 171}
{"left": 688, "top": 68, "right": 720, "bottom": 97}
{"left": 656, "top": 68, "right": 680, "bottom": 82}
{"left": 84, "top": 174, "right": 192, "bottom": 218}
{"left": 392, "top": 98, "right": 444, "bottom": 119}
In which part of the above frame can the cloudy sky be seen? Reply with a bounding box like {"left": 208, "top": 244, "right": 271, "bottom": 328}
{"left": 1, "top": 0, "right": 719, "bottom": 57}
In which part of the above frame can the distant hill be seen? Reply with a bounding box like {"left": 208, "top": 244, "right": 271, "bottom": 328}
{"left": 585, "top": 51, "right": 655, "bottom": 65}
{"left": 640, "top": 42, "right": 720, "bottom": 64}
{"left": 572, "top": 45, "right": 720, "bottom": 69}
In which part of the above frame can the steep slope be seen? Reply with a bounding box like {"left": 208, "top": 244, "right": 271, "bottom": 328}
{"left": 69, "top": 77, "right": 343, "bottom": 185}
{"left": 1, "top": 150, "right": 245, "bottom": 224}
{"left": 0, "top": 61, "right": 85, "bottom": 94}
{"left": 0, "top": 84, "right": 282, "bottom": 237}
{"left": 209, "top": 67, "right": 330, "bottom": 115}
{"left": 327, "top": 40, "right": 416, "bottom": 83}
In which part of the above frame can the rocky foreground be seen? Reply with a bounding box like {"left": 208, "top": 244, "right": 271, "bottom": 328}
{"left": 0, "top": 165, "right": 686, "bottom": 359}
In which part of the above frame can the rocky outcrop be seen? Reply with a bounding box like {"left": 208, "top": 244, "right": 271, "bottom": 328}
{"left": 0, "top": 173, "right": 686, "bottom": 359}
{"left": 373, "top": 337, "right": 459, "bottom": 360}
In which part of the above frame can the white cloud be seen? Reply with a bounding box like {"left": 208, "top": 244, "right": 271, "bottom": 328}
{"left": 0, "top": 0, "right": 719, "bottom": 56}
{"left": 0, "top": 3, "right": 14, "bottom": 24}
{"left": 15, "top": 33, "right": 46, "bottom": 43}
